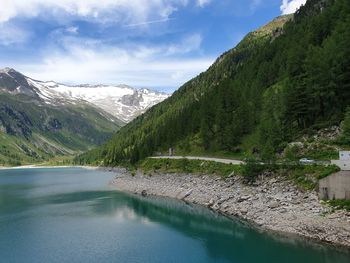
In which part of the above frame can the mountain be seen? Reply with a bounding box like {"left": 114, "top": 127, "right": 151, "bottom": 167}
{"left": 76, "top": 0, "right": 350, "bottom": 165}
{"left": 0, "top": 68, "right": 167, "bottom": 165}
{"left": 23, "top": 74, "right": 169, "bottom": 123}
{"left": 0, "top": 68, "right": 169, "bottom": 123}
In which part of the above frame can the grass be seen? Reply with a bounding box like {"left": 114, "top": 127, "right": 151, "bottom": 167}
{"left": 287, "top": 164, "right": 340, "bottom": 191}
{"left": 327, "top": 200, "right": 350, "bottom": 211}
{"left": 36, "top": 155, "right": 75, "bottom": 166}
{"left": 137, "top": 158, "right": 340, "bottom": 190}
{"left": 138, "top": 158, "right": 242, "bottom": 178}
{"left": 284, "top": 141, "right": 339, "bottom": 161}
{"left": 306, "top": 149, "right": 339, "bottom": 161}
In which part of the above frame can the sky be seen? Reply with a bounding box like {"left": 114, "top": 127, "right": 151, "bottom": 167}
{"left": 0, "top": 0, "right": 306, "bottom": 92}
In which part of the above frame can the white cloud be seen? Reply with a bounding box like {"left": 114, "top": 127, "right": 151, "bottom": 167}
{"left": 0, "top": 0, "right": 214, "bottom": 89}
{"left": 280, "top": 0, "right": 306, "bottom": 15}
{"left": 196, "top": 0, "right": 211, "bottom": 8}
{"left": 12, "top": 37, "right": 213, "bottom": 89}
{"left": 0, "top": 0, "right": 195, "bottom": 25}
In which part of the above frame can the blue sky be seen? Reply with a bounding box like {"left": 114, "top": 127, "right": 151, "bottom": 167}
{"left": 0, "top": 0, "right": 306, "bottom": 92}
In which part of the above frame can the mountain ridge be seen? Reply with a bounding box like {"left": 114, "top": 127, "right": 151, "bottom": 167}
{"left": 0, "top": 68, "right": 170, "bottom": 123}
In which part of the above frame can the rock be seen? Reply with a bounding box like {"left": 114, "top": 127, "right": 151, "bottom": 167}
{"left": 268, "top": 201, "right": 280, "bottom": 209}
{"left": 207, "top": 199, "right": 214, "bottom": 207}
{"left": 270, "top": 178, "right": 278, "bottom": 184}
{"left": 325, "top": 211, "right": 337, "bottom": 219}
{"left": 141, "top": 190, "right": 147, "bottom": 197}
{"left": 311, "top": 208, "right": 321, "bottom": 214}
{"left": 240, "top": 208, "right": 248, "bottom": 215}
{"left": 279, "top": 208, "right": 288, "bottom": 213}
{"left": 237, "top": 195, "right": 251, "bottom": 203}
{"left": 182, "top": 189, "right": 193, "bottom": 199}
{"left": 290, "top": 199, "right": 301, "bottom": 205}
{"left": 288, "top": 214, "right": 297, "bottom": 221}
{"left": 212, "top": 203, "right": 220, "bottom": 210}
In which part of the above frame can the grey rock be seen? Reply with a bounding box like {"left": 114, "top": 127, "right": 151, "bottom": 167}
{"left": 237, "top": 195, "right": 251, "bottom": 203}
{"left": 182, "top": 189, "right": 193, "bottom": 199}
{"left": 212, "top": 204, "right": 220, "bottom": 210}
{"left": 290, "top": 199, "right": 301, "bottom": 205}
{"left": 268, "top": 201, "right": 280, "bottom": 209}
{"left": 240, "top": 208, "right": 248, "bottom": 215}
{"left": 207, "top": 199, "right": 215, "bottom": 207}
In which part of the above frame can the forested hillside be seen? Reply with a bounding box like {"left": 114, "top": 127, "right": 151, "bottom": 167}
{"left": 76, "top": 0, "right": 350, "bottom": 165}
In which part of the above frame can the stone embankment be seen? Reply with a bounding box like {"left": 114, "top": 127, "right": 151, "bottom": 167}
{"left": 108, "top": 168, "right": 350, "bottom": 248}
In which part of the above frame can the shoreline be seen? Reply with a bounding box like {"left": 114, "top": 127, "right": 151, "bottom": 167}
{"left": 0, "top": 165, "right": 99, "bottom": 170}
{"left": 109, "top": 168, "right": 350, "bottom": 249}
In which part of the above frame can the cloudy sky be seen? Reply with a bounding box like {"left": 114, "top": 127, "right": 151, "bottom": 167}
{"left": 0, "top": 0, "right": 306, "bottom": 92}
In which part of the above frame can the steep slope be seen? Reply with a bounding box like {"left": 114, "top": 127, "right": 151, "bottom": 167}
{"left": 76, "top": 0, "right": 350, "bottom": 165}
{"left": 0, "top": 69, "right": 124, "bottom": 165}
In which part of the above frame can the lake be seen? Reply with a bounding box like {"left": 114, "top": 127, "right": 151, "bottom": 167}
{"left": 0, "top": 167, "right": 349, "bottom": 263}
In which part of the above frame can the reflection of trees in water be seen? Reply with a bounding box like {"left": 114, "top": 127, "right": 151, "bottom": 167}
{"left": 38, "top": 190, "right": 350, "bottom": 263}
{"left": 3, "top": 187, "right": 350, "bottom": 263}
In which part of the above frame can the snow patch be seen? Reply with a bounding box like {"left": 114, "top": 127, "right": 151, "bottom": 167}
{"left": 26, "top": 78, "right": 170, "bottom": 123}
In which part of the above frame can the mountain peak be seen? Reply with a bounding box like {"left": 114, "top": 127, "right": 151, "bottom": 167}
{"left": 0, "top": 67, "right": 17, "bottom": 74}
{"left": 0, "top": 67, "right": 37, "bottom": 96}
{"left": 253, "top": 14, "right": 293, "bottom": 37}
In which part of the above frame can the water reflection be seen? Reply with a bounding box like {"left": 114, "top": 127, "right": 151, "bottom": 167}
{"left": 32, "top": 189, "right": 350, "bottom": 263}
{"left": 1, "top": 168, "right": 349, "bottom": 263}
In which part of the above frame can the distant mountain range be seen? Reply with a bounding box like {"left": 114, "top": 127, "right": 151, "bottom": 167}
{"left": 0, "top": 68, "right": 169, "bottom": 123}
{"left": 0, "top": 68, "right": 169, "bottom": 165}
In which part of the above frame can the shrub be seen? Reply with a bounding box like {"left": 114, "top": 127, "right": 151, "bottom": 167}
{"left": 327, "top": 200, "right": 350, "bottom": 211}
{"left": 241, "top": 159, "right": 266, "bottom": 182}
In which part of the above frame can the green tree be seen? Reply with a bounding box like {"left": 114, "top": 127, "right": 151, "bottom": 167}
{"left": 341, "top": 108, "right": 350, "bottom": 137}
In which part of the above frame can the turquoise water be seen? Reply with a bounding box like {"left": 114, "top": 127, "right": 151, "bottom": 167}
{"left": 0, "top": 168, "right": 349, "bottom": 263}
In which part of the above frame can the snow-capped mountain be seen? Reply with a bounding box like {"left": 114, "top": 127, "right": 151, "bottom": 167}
{"left": 0, "top": 68, "right": 170, "bottom": 123}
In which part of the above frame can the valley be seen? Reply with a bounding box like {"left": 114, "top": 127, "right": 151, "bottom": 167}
{"left": 0, "top": 68, "right": 168, "bottom": 166}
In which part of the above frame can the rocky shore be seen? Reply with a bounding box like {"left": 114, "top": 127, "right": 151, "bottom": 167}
{"left": 108, "top": 168, "right": 350, "bottom": 248}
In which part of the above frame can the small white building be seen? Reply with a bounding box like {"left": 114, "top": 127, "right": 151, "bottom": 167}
{"left": 331, "top": 151, "right": 350, "bottom": 171}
